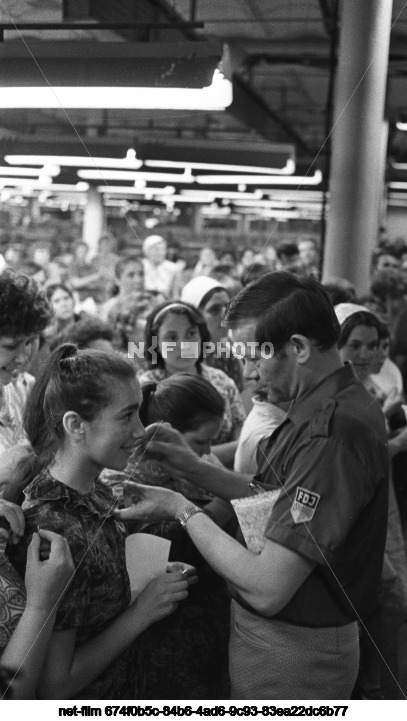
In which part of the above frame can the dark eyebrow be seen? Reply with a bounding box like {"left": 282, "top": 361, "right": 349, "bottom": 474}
{"left": 116, "top": 403, "right": 140, "bottom": 416}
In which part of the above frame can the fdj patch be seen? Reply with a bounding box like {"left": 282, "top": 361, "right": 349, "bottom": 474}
{"left": 291, "top": 486, "right": 320, "bottom": 524}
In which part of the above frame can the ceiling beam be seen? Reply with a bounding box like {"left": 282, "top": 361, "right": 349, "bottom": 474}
{"left": 230, "top": 75, "right": 312, "bottom": 156}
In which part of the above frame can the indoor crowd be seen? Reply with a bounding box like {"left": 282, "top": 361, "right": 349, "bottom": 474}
{"left": 1, "top": 230, "right": 407, "bottom": 701}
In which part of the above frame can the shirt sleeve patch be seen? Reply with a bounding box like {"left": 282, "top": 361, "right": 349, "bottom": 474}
{"left": 291, "top": 486, "right": 321, "bottom": 524}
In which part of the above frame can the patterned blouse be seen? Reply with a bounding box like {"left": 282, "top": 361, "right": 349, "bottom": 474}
{"left": 0, "top": 373, "right": 34, "bottom": 455}
{"left": 138, "top": 364, "right": 246, "bottom": 445}
{"left": 13, "top": 470, "right": 141, "bottom": 700}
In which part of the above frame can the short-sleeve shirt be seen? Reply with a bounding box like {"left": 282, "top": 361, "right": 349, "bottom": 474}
{"left": 248, "top": 364, "right": 389, "bottom": 627}
{"left": 13, "top": 470, "right": 140, "bottom": 700}
{"left": 138, "top": 364, "right": 246, "bottom": 444}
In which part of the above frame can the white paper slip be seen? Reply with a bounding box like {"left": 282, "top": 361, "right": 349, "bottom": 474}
{"left": 125, "top": 532, "right": 171, "bottom": 602}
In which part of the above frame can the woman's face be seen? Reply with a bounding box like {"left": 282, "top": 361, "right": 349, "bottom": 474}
{"left": 201, "top": 290, "right": 229, "bottom": 342}
{"left": 51, "top": 288, "right": 75, "bottom": 321}
{"left": 157, "top": 312, "right": 201, "bottom": 375}
{"left": 184, "top": 417, "right": 223, "bottom": 456}
{"left": 339, "top": 324, "right": 379, "bottom": 381}
{"left": 83, "top": 378, "right": 145, "bottom": 472}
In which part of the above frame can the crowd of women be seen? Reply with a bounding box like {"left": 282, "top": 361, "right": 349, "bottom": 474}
{"left": 0, "top": 231, "right": 407, "bottom": 700}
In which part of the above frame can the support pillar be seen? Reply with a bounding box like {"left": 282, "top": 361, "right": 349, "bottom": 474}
{"left": 82, "top": 185, "right": 105, "bottom": 257}
{"left": 323, "top": 0, "right": 392, "bottom": 295}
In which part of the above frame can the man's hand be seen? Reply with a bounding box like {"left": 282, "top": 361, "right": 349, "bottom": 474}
{"left": 132, "top": 423, "right": 201, "bottom": 477}
{"left": 117, "top": 483, "right": 189, "bottom": 523}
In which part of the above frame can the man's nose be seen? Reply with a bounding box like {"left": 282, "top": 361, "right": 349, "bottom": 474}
{"left": 243, "top": 359, "right": 259, "bottom": 379}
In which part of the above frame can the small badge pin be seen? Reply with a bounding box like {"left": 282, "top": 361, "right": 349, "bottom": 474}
{"left": 291, "top": 486, "right": 320, "bottom": 524}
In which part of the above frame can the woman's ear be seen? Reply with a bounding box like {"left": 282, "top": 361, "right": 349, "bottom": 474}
{"left": 62, "top": 411, "right": 85, "bottom": 441}
{"left": 289, "top": 334, "right": 312, "bottom": 364}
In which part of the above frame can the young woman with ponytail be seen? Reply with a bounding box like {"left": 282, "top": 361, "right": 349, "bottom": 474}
{"left": 10, "top": 343, "right": 194, "bottom": 700}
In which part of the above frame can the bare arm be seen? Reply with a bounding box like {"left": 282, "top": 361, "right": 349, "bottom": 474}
{"left": 117, "top": 487, "right": 315, "bottom": 617}
{"left": 1, "top": 530, "right": 74, "bottom": 699}
{"left": 210, "top": 440, "right": 239, "bottom": 467}
{"left": 37, "top": 570, "right": 190, "bottom": 699}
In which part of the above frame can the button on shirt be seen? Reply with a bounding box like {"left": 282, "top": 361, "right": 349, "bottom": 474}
{"left": 253, "top": 363, "right": 389, "bottom": 627}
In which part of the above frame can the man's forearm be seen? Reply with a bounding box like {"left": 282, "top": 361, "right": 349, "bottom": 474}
{"left": 180, "top": 456, "right": 252, "bottom": 500}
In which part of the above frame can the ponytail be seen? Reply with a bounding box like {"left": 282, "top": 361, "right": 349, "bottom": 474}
{"left": 24, "top": 343, "right": 78, "bottom": 466}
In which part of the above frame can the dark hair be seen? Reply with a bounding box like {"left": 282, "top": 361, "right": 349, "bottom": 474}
{"left": 0, "top": 270, "right": 53, "bottom": 337}
{"left": 377, "top": 319, "right": 390, "bottom": 341}
{"left": 140, "top": 374, "right": 225, "bottom": 432}
{"left": 224, "top": 271, "right": 340, "bottom": 353}
{"left": 51, "top": 316, "right": 114, "bottom": 350}
{"left": 240, "top": 262, "right": 268, "bottom": 287}
{"left": 143, "top": 301, "right": 211, "bottom": 369}
{"left": 276, "top": 241, "right": 299, "bottom": 260}
{"left": 199, "top": 285, "right": 227, "bottom": 310}
{"left": 324, "top": 278, "right": 356, "bottom": 306}
{"left": 114, "top": 254, "right": 144, "bottom": 280}
{"left": 370, "top": 268, "right": 407, "bottom": 301}
{"left": 24, "top": 343, "right": 136, "bottom": 466}
{"left": 46, "top": 283, "right": 74, "bottom": 302}
{"left": 337, "top": 311, "right": 381, "bottom": 349}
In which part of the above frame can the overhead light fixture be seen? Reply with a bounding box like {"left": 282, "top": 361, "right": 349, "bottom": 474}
{"left": 0, "top": 41, "right": 232, "bottom": 110}
{"left": 78, "top": 170, "right": 194, "bottom": 183}
{"left": 396, "top": 122, "right": 407, "bottom": 131}
{"left": 98, "top": 185, "right": 175, "bottom": 196}
{"left": 388, "top": 182, "right": 407, "bottom": 190}
{"left": 5, "top": 150, "right": 142, "bottom": 169}
{"left": 145, "top": 159, "right": 296, "bottom": 175}
{"left": 196, "top": 170, "right": 323, "bottom": 185}
{"left": 0, "top": 166, "right": 60, "bottom": 176}
{"left": 0, "top": 178, "right": 89, "bottom": 192}
{"left": 0, "top": 70, "right": 231, "bottom": 109}
{"left": 181, "top": 189, "right": 264, "bottom": 200}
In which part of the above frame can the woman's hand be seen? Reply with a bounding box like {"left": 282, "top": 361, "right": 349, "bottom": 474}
{"left": 0, "top": 498, "right": 25, "bottom": 543}
{"left": 24, "top": 530, "right": 75, "bottom": 612}
{"left": 117, "top": 483, "right": 189, "bottom": 523}
{"left": 131, "top": 569, "right": 190, "bottom": 625}
{"left": 166, "top": 562, "right": 198, "bottom": 586}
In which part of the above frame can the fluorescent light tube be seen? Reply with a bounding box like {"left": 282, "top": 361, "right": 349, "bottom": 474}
{"left": 196, "top": 170, "right": 322, "bottom": 185}
{"left": 0, "top": 70, "right": 232, "bottom": 110}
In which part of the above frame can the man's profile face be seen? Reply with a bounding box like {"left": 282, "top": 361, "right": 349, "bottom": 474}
{"left": 232, "top": 321, "right": 298, "bottom": 404}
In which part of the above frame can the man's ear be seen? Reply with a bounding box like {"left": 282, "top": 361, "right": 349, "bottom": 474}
{"left": 289, "top": 334, "right": 312, "bottom": 364}
{"left": 62, "top": 411, "right": 85, "bottom": 441}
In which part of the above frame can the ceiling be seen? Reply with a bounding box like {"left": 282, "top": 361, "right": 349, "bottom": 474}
{"left": 1, "top": 0, "right": 407, "bottom": 223}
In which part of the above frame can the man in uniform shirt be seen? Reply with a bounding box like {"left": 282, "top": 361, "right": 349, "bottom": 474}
{"left": 118, "top": 271, "right": 389, "bottom": 700}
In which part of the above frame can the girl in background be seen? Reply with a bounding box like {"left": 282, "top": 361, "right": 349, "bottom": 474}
{"left": 117, "top": 374, "right": 233, "bottom": 700}
{"left": 139, "top": 300, "right": 245, "bottom": 467}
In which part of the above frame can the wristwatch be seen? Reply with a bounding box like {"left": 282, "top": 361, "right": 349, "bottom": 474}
{"left": 177, "top": 504, "right": 206, "bottom": 529}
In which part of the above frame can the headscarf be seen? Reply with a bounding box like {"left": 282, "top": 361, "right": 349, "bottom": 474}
{"left": 334, "top": 302, "right": 373, "bottom": 326}
{"left": 181, "top": 276, "right": 225, "bottom": 309}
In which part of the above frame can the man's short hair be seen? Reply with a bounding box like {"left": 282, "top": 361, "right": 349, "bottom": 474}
{"left": 224, "top": 271, "right": 340, "bottom": 352}
{"left": 0, "top": 270, "right": 53, "bottom": 337}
